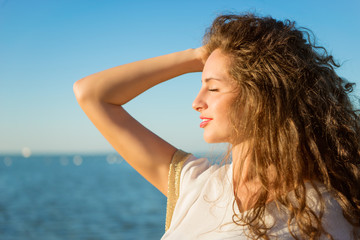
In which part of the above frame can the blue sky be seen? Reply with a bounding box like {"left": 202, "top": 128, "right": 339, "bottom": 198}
{"left": 0, "top": 0, "right": 359, "bottom": 154}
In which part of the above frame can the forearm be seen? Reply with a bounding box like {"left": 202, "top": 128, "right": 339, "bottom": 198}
{"left": 74, "top": 48, "right": 203, "bottom": 105}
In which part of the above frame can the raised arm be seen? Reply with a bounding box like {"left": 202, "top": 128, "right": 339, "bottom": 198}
{"left": 73, "top": 48, "right": 206, "bottom": 195}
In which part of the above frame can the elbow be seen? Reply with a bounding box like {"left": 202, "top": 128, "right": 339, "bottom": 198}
{"left": 73, "top": 79, "right": 83, "bottom": 100}
{"left": 73, "top": 77, "right": 93, "bottom": 103}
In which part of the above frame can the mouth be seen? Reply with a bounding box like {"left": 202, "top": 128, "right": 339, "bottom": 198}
{"left": 200, "top": 117, "right": 213, "bottom": 128}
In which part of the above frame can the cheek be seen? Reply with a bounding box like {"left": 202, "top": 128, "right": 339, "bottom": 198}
{"left": 216, "top": 96, "right": 235, "bottom": 118}
{"left": 214, "top": 100, "right": 233, "bottom": 131}
{"left": 218, "top": 97, "right": 238, "bottom": 132}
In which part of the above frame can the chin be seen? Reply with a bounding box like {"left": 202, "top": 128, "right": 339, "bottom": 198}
{"left": 203, "top": 134, "right": 228, "bottom": 144}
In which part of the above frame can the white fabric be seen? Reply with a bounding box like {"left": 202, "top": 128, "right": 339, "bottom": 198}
{"left": 161, "top": 155, "right": 357, "bottom": 240}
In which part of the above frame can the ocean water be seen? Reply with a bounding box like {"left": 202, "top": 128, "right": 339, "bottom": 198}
{"left": 0, "top": 154, "right": 167, "bottom": 240}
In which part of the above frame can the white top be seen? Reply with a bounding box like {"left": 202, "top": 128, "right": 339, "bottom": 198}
{"left": 161, "top": 155, "right": 357, "bottom": 239}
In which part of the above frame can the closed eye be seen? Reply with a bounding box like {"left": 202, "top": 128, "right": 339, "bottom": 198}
{"left": 208, "top": 89, "right": 218, "bottom": 92}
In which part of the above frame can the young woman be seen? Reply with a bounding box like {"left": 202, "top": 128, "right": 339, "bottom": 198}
{"left": 74, "top": 14, "right": 360, "bottom": 239}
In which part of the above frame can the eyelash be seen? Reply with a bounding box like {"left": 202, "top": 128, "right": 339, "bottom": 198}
{"left": 208, "top": 88, "right": 218, "bottom": 92}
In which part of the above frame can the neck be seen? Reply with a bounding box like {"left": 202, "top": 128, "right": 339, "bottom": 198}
{"left": 231, "top": 141, "right": 252, "bottom": 185}
{"left": 231, "top": 141, "right": 278, "bottom": 212}
{"left": 231, "top": 141, "right": 267, "bottom": 212}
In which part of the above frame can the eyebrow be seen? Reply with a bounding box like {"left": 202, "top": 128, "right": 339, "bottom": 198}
{"left": 202, "top": 77, "right": 222, "bottom": 83}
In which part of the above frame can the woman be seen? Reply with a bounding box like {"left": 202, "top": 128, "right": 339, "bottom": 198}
{"left": 74, "top": 13, "right": 360, "bottom": 239}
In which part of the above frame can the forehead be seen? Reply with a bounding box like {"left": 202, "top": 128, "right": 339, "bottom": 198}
{"left": 202, "top": 49, "right": 232, "bottom": 82}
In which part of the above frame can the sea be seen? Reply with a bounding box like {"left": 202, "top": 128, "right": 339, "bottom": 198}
{"left": 0, "top": 154, "right": 167, "bottom": 240}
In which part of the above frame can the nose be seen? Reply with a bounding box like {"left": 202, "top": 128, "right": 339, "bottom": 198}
{"left": 192, "top": 91, "right": 207, "bottom": 112}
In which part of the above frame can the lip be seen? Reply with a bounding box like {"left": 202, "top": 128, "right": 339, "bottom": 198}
{"left": 200, "top": 117, "right": 213, "bottom": 128}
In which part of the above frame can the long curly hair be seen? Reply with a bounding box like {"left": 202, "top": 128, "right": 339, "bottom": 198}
{"left": 203, "top": 13, "right": 360, "bottom": 239}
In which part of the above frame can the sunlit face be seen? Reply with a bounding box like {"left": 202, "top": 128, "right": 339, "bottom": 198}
{"left": 192, "top": 49, "right": 238, "bottom": 143}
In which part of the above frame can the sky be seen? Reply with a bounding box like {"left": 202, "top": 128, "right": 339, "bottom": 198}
{"left": 0, "top": 0, "right": 359, "bottom": 155}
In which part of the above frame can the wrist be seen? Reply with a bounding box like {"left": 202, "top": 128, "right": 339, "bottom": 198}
{"left": 182, "top": 48, "right": 205, "bottom": 73}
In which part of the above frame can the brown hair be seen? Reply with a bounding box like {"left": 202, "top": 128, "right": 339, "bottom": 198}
{"left": 203, "top": 13, "right": 360, "bottom": 239}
